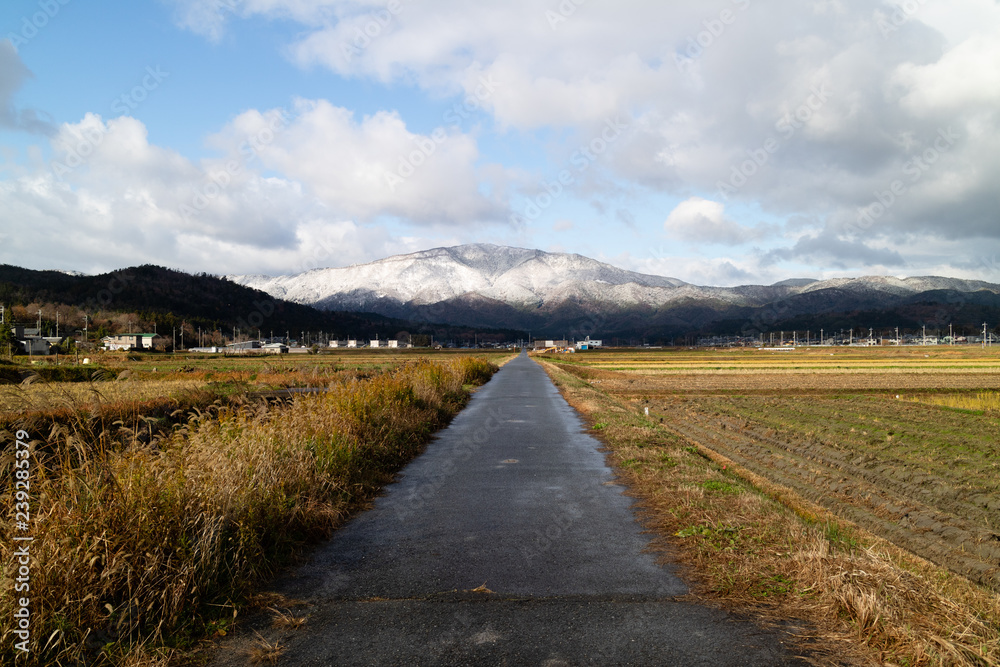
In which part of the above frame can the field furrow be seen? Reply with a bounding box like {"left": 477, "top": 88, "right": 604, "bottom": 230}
{"left": 651, "top": 404, "right": 1000, "bottom": 590}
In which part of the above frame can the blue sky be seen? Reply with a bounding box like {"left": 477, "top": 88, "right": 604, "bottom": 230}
{"left": 1, "top": 0, "right": 999, "bottom": 286}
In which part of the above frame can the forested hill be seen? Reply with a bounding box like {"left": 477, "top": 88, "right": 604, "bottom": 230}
{"left": 0, "top": 264, "right": 516, "bottom": 343}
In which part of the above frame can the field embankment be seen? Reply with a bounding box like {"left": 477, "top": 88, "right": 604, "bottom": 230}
{"left": 539, "top": 348, "right": 1000, "bottom": 667}
{"left": 0, "top": 355, "right": 498, "bottom": 666}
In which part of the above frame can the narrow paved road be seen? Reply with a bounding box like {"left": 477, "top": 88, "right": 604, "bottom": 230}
{"left": 212, "top": 351, "right": 809, "bottom": 666}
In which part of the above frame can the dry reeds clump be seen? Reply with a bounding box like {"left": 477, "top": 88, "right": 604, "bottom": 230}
{"left": 0, "top": 357, "right": 496, "bottom": 665}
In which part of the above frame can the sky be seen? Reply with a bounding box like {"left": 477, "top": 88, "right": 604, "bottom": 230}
{"left": 0, "top": 0, "right": 999, "bottom": 287}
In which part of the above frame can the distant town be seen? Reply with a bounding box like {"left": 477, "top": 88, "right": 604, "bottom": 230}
{"left": 6, "top": 313, "right": 999, "bottom": 360}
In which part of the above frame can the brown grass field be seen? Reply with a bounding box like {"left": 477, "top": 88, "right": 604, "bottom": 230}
{"left": 0, "top": 350, "right": 507, "bottom": 666}
{"left": 539, "top": 346, "right": 1000, "bottom": 667}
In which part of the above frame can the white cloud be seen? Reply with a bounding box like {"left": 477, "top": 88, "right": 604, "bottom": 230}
{"left": 219, "top": 99, "right": 505, "bottom": 224}
{"left": 0, "top": 39, "right": 54, "bottom": 134}
{"left": 664, "top": 197, "right": 769, "bottom": 245}
{"left": 892, "top": 31, "right": 1000, "bottom": 116}
{"left": 102, "top": 1, "right": 1000, "bottom": 277}
{"left": 0, "top": 104, "right": 506, "bottom": 274}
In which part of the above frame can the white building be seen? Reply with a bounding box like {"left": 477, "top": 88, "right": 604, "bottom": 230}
{"left": 102, "top": 333, "right": 162, "bottom": 351}
{"left": 370, "top": 338, "right": 382, "bottom": 348}
{"left": 225, "top": 340, "right": 263, "bottom": 354}
{"left": 387, "top": 339, "right": 399, "bottom": 348}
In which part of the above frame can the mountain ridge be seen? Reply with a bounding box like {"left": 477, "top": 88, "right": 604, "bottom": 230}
{"left": 225, "top": 244, "right": 1000, "bottom": 339}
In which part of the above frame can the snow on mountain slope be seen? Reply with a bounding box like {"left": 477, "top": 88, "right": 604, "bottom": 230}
{"left": 227, "top": 244, "right": 693, "bottom": 309}
{"left": 226, "top": 244, "right": 1000, "bottom": 314}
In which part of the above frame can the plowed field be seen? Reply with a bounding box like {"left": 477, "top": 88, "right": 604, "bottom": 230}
{"left": 546, "top": 347, "right": 1000, "bottom": 591}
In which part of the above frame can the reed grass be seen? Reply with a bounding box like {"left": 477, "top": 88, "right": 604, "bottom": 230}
{"left": 0, "top": 356, "right": 496, "bottom": 665}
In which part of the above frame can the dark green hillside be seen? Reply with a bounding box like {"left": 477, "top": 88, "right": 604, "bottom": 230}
{"left": 0, "top": 264, "right": 518, "bottom": 345}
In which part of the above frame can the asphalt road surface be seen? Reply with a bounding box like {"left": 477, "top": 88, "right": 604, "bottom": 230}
{"left": 210, "top": 350, "right": 811, "bottom": 666}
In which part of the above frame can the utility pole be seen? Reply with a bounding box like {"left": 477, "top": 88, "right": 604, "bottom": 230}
{"left": 984, "top": 322, "right": 988, "bottom": 349}
{"left": 820, "top": 328, "right": 823, "bottom": 346}
{"left": 56, "top": 310, "right": 59, "bottom": 338}
{"left": 950, "top": 323, "right": 953, "bottom": 345}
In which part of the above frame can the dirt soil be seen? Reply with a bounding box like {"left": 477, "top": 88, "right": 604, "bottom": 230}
{"left": 581, "top": 369, "right": 1000, "bottom": 393}
{"left": 642, "top": 393, "right": 1000, "bottom": 591}
{"left": 548, "top": 358, "right": 1000, "bottom": 592}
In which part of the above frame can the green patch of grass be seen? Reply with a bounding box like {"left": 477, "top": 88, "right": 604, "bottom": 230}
{"left": 749, "top": 573, "right": 796, "bottom": 599}
{"left": 676, "top": 525, "right": 713, "bottom": 538}
{"left": 658, "top": 453, "right": 678, "bottom": 467}
{"left": 823, "top": 520, "right": 861, "bottom": 552}
{"left": 700, "top": 480, "right": 742, "bottom": 494}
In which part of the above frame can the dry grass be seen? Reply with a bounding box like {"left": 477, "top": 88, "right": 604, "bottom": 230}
{"left": 0, "top": 356, "right": 497, "bottom": 665}
{"left": 268, "top": 607, "right": 307, "bottom": 630}
{"left": 540, "top": 359, "right": 1000, "bottom": 667}
{"left": 909, "top": 391, "right": 1000, "bottom": 414}
{"left": 248, "top": 632, "right": 284, "bottom": 664}
{"left": 0, "top": 379, "right": 208, "bottom": 415}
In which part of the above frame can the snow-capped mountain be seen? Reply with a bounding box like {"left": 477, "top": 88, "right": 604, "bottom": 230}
{"left": 226, "top": 244, "right": 1000, "bottom": 336}
{"left": 229, "top": 244, "right": 691, "bottom": 310}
